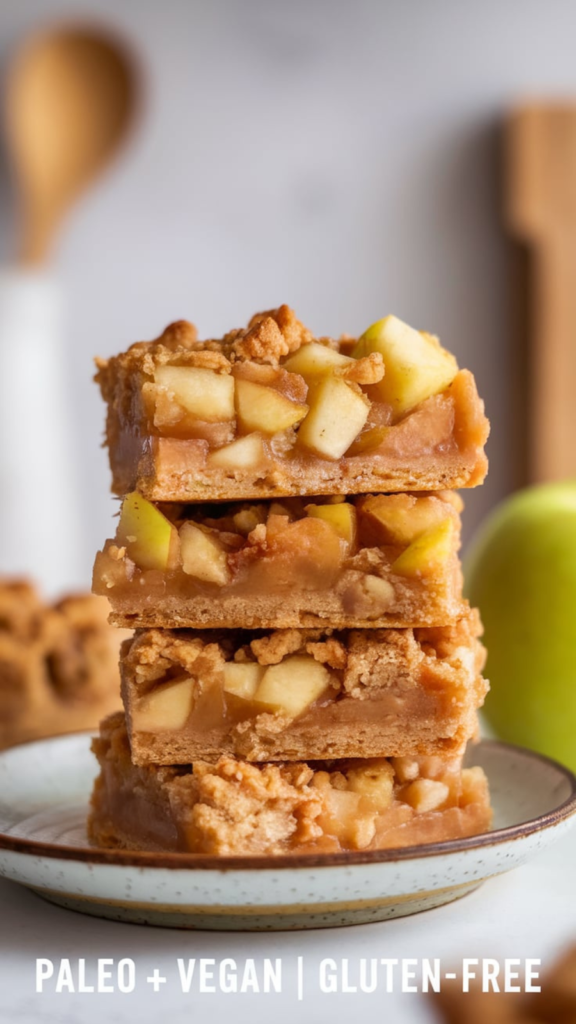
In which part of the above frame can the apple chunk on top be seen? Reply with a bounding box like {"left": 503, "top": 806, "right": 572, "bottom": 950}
{"left": 138, "top": 311, "right": 463, "bottom": 461}
{"left": 353, "top": 316, "right": 459, "bottom": 418}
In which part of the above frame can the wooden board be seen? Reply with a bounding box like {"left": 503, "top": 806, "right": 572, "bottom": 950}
{"left": 505, "top": 105, "right": 576, "bottom": 482}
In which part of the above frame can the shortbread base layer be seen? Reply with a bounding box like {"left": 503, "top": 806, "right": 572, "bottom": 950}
{"left": 121, "top": 613, "right": 487, "bottom": 765}
{"left": 104, "top": 589, "right": 467, "bottom": 631}
{"left": 89, "top": 712, "right": 492, "bottom": 856}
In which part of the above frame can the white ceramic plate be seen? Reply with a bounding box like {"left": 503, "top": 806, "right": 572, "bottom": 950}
{"left": 0, "top": 732, "right": 574, "bottom": 931}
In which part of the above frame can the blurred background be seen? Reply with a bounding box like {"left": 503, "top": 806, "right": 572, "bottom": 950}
{"left": 0, "top": 0, "right": 575, "bottom": 593}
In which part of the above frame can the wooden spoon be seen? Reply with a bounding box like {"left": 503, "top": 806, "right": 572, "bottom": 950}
{"left": 4, "top": 26, "right": 137, "bottom": 264}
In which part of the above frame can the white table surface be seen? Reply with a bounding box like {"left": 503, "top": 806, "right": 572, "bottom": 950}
{"left": 0, "top": 822, "right": 574, "bottom": 1024}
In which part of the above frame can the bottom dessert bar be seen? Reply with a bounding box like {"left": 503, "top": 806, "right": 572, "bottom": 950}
{"left": 89, "top": 712, "right": 492, "bottom": 856}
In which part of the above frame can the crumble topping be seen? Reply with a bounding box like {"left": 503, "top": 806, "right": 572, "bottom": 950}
{"left": 172, "top": 755, "right": 324, "bottom": 855}
{"left": 340, "top": 352, "right": 385, "bottom": 385}
{"left": 95, "top": 305, "right": 319, "bottom": 389}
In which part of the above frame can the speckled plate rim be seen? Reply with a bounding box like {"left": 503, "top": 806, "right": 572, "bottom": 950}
{"left": 0, "top": 734, "right": 575, "bottom": 870}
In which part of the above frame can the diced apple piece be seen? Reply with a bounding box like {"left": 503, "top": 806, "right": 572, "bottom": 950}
{"left": 154, "top": 365, "right": 235, "bottom": 422}
{"left": 391, "top": 518, "right": 454, "bottom": 577}
{"left": 403, "top": 778, "right": 449, "bottom": 813}
{"left": 255, "top": 655, "right": 332, "bottom": 719}
{"left": 179, "top": 523, "right": 230, "bottom": 585}
{"left": 346, "top": 425, "right": 389, "bottom": 456}
{"left": 133, "top": 677, "right": 194, "bottom": 732}
{"left": 117, "top": 492, "right": 179, "bottom": 571}
{"left": 361, "top": 575, "right": 395, "bottom": 610}
{"left": 233, "top": 362, "right": 283, "bottom": 386}
{"left": 346, "top": 761, "right": 395, "bottom": 812}
{"left": 207, "top": 434, "right": 265, "bottom": 470}
{"left": 361, "top": 494, "right": 450, "bottom": 546}
{"left": 154, "top": 407, "right": 235, "bottom": 445}
{"left": 305, "top": 502, "right": 357, "bottom": 548}
{"left": 353, "top": 315, "right": 458, "bottom": 417}
{"left": 340, "top": 577, "right": 393, "bottom": 614}
{"left": 297, "top": 376, "right": 370, "bottom": 460}
{"left": 232, "top": 507, "right": 266, "bottom": 535}
{"left": 223, "top": 662, "right": 265, "bottom": 700}
{"left": 268, "top": 501, "right": 294, "bottom": 519}
{"left": 313, "top": 776, "right": 376, "bottom": 849}
{"left": 264, "top": 516, "right": 344, "bottom": 588}
{"left": 460, "top": 766, "right": 489, "bottom": 805}
{"left": 234, "top": 362, "right": 308, "bottom": 402}
{"left": 235, "top": 378, "right": 308, "bottom": 434}
{"left": 283, "top": 342, "right": 354, "bottom": 381}
{"left": 391, "top": 757, "right": 420, "bottom": 783}
{"left": 264, "top": 513, "right": 292, "bottom": 540}
{"left": 341, "top": 574, "right": 395, "bottom": 619}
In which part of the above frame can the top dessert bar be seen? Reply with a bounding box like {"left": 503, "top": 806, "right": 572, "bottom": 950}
{"left": 96, "top": 306, "right": 489, "bottom": 502}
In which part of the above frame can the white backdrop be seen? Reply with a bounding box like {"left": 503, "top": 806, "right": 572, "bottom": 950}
{"left": 1, "top": 0, "right": 574, "bottom": 591}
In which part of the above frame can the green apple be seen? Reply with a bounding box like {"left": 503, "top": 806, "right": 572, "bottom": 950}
{"left": 464, "top": 482, "right": 576, "bottom": 771}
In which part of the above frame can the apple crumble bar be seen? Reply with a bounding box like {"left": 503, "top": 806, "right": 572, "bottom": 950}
{"left": 120, "top": 611, "right": 487, "bottom": 765}
{"left": 93, "top": 490, "right": 467, "bottom": 629}
{"left": 0, "top": 579, "right": 123, "bottom": 749}
{"left": 95, "top": 307, "right": 489, "bottom": 502}
{"left": 89, "top": 712, "right": 492, "bottom": 855}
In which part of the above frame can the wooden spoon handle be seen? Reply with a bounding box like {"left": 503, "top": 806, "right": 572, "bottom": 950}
{"left": 505, "top": 105, "right": 576, "bottom": 482}
{"left": 529, "top": 235, "right": 576, "bottom": 480}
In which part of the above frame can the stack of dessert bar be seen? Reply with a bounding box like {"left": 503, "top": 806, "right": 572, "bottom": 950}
{"left": 89, "top": 306, "right": 492, "bottom": 855}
